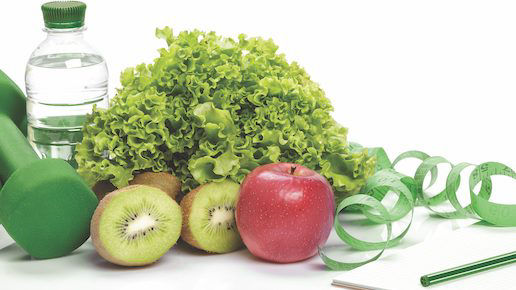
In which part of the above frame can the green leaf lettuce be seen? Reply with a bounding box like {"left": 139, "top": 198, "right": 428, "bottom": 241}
{"left": 76, "top": 28, "right": 375, "bottom": 200}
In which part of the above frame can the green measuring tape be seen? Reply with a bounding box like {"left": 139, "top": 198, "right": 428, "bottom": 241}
{"left": 319, "top": 146, "right": 516, "bottom": 270}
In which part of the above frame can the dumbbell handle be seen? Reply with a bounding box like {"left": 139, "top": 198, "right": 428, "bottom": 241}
{"left": 0, "top": 70, "right": 25, "bottom": 129}
{"left": 0, "top": 114, "right": 39, "bottom": 181}
{"left": 0, "top": 69, "right": 35, "bottom": 183}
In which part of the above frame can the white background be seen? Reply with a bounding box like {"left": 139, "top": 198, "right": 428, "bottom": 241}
{"left": 1, "top": 1, "right": 515, "bottom": 289}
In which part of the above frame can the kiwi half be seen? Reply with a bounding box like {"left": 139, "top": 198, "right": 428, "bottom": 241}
{"left": 180, "top": 180, "right": 243, "bottom": 253}
{"left": 91, "top": 185, "right": 182, "bottom": 266}
{"left": 129, "top": 172, "right": 181, "bottom": 201}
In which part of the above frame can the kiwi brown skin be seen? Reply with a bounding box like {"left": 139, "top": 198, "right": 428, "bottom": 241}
{"left": 91, "top": 180, "right": 117, "bottom": 201}
{"left": 129, "top": 172, "right": 181, "bottom": 201}
{"left": 90, "top": 185, "right": 145, "bottom": 266}
{"left": 179, "top": 185, "right": 203, "bottom": 250}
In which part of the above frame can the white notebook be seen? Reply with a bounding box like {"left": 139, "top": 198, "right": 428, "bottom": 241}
{"left": 333, "top": 223, "right": 516, "bottom": 290}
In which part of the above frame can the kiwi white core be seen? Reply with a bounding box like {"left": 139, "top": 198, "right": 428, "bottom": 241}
{"left": 114, "top": 199, "right": 168, "bottom": 242}
{"left": 126, "top": 214, "right": 157, "bottom": 236}
{"left": 208, "top": 205, "right": 236, "bottom": 231}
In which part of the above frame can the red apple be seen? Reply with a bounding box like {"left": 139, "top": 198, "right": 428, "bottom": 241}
{"left": 236, "top": 163, "right": 335, "bottom": 263}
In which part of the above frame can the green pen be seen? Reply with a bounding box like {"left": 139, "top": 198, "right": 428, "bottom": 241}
{"left": 420, "top": 251, "right": 516, "bottom": 287}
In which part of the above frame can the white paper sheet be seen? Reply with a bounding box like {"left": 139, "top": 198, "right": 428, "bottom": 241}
{"left": 333, "top": 224, "right": 516, "bottom": 290}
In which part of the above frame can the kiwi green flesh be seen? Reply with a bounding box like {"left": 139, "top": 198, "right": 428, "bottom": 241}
{"left": 188, "top": 181, "right": 242, "bottom": 253}
{"left": 94, "top": 185, "right": 182, "bottom": 266}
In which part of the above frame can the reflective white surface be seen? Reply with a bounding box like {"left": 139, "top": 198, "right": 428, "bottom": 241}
{"left": 0, "top": 226, "right": 14, "bottom": 250}
{"left": 0, "top": 207, "right": 476, "bottom": 290}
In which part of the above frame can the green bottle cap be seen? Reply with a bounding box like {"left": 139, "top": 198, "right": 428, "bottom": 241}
{"left": 41, "top": 1, "right": 87, "bottom": 29}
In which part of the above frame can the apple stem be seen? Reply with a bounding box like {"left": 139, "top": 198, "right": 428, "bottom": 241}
{"left": 290, "top": 165, "right": 297, "bottom": 175}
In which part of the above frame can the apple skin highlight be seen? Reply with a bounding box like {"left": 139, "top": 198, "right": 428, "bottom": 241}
{"left": 236, "top": 163, "right": 335, "bottom": 263}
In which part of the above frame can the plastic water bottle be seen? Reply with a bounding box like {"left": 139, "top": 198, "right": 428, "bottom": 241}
{"left": 25, "top": 1, "right": 108, "bottom": 167}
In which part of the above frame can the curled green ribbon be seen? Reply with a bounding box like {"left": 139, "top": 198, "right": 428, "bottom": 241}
{"left": 319, "top": 147, "right": 516, "bottom": 270}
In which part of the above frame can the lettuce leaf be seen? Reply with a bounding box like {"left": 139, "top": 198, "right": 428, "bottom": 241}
{"left": 76, "top": 28, "right": 375, "bottom": 200}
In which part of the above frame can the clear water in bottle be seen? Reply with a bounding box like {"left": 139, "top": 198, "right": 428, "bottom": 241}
{"left": 25, "top": 52, "right": 108, "bottom": 166}
{"left": 26, "top": 1, "right": 109, "bottom": 167}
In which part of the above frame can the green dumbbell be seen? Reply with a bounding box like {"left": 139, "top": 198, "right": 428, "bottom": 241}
{"left": 0, "top": 70, "right": 27, "bottom": 189}
{"left": 0, "top": 69, "right": 98, "bottom": 259}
